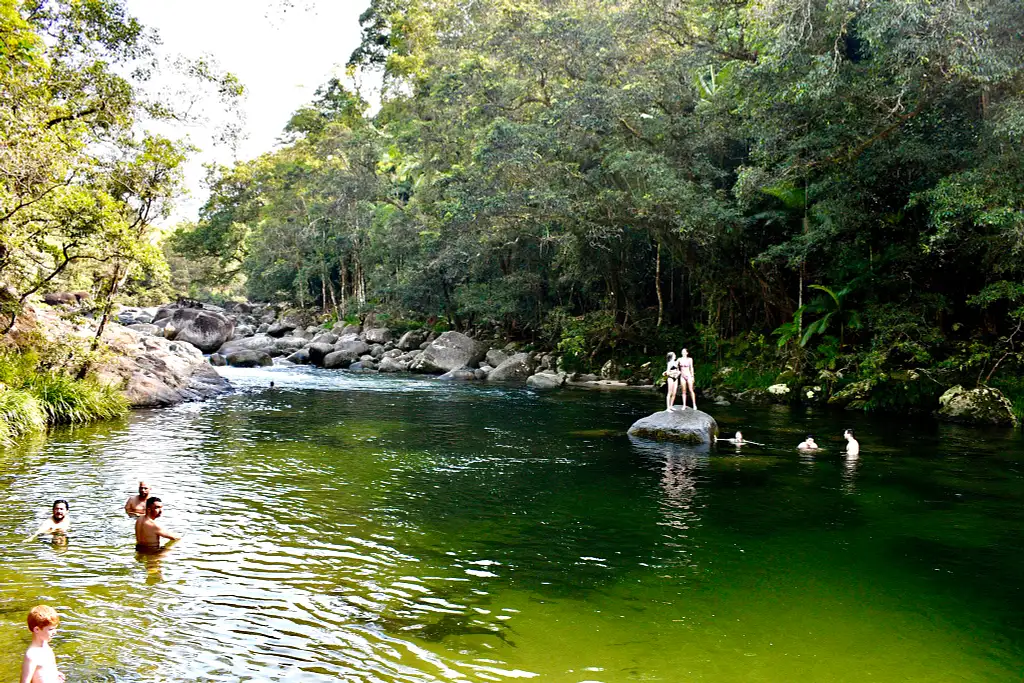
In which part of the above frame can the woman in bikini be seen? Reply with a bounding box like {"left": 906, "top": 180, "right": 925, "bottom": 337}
{"left": 678, "top": 348, "right": 696, "bottom": 410}
{"left": 663, "top": 351, "right": 680, "bottom": 411}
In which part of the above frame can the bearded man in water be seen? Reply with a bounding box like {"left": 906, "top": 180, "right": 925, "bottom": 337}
{"left": 124, "top": 480, "right": 152, "bottom": 517}
{"left": 134, "top": 497, "right": 182, "bottom": 552}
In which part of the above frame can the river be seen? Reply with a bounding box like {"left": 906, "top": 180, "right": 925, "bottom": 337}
{"left": 1, "top": 366, "right": 1022, "bottom": 681}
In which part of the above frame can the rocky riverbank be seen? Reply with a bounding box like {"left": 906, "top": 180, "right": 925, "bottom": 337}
{"left": 117, "top": 301, "right": 637, "bottom": 391}
{"left": 104, "top": 300, "right": 1019, "bottom": 428}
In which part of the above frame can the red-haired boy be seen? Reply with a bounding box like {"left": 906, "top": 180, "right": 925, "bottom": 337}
{"left": 20, "top": 605, "right": 65, "bottom": 683}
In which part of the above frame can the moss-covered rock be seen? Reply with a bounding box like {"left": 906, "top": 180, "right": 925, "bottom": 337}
{"left": 937, "top": 385, "right": 1017, "bottom": 426}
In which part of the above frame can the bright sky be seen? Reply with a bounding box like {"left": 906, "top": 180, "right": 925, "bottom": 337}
{"left": 124, "top": 0, "right": 377, "bottom": 224}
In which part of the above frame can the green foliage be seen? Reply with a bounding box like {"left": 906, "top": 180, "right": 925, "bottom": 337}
{"left": 168, "top": 0, "right": 1024, "bottom": 412}
{"left": 0, "top": 345, "right": 126, "bottom": 444}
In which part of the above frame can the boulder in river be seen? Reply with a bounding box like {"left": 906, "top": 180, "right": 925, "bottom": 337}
{"left": 628, "top": 408, "right": 719, "bottom": 445}
{"left": 487, "top": 352, "right": 536, "bottom": 382}
{"left": 397, "top": 329, "right": 428, "bottom": 351}
{"left": 527, "top": 372, "right": 566, "bottom": 389}
{"left": 438, "top": 366, "right": 478, "bottom": 381}
{"left": 226, "top": 350, "right": 273, "bottom": 368}
{"left": 307, "top": 342, "right": 335, "bottom": 366}
{"left": 363, "top": 327, "right": 392, "bottom": 344}
{"left": 409, "top": 331, "right": 485, "bottom": 374}
{"left": 162, "top": 308, "right": 235, "bottom": 353}
{"left": 937, "top": 385, "right": 1017, "bottom": 426}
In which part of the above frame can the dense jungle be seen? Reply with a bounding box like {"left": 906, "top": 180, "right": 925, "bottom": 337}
{"left": 2, "top": 0, "right": 1024, "bottom": 429}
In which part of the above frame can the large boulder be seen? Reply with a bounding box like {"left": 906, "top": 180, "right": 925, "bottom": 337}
{"left": 363, "top": 327, "right": 392, "bottom": 344}
{"left": 225, "top": 350, "right": 273, "bottom": 368}
{"left": 323, "top": 350, "right": 356, "bottom": 369}
{"left": 273, "top": 336, "right": 308, "bottom": 354}
{"left": 286, "top": 348, "right": 310, "bottom": 365}
{"left": 335, "top": 340, "right": 370, "bottom": 357}
{"left": 485, "top": 349, "right": 510, "bottom": 368}
{"left": 162, "top": 308, "right": 235, "bottom": 353}
{"left": 307, "top": 343, "right": 336, "bottom": 366}
{"left": 487, "top": 352, "right": 536, "bottom": 382}
{"left": 409, "top": 331, "right": 485, "bottom": 374}
{"left": 627, "top": 409, "right": 719, "bottom": 445}
{"left": 217, "top": 334, "right": 277, "bottom": 356}
{"left": 527, "top": 372, "right": 566, "bottom": 389}
{"left": 937, "top": 385, "right": 1017, "bottom": 426}
{"left": 397, "top": 329, "right": 428, "bottom": 351}
{"left": 378, "top": 356, "right": 408, "bottom": 373}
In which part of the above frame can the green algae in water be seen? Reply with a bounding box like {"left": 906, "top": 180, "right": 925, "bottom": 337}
{"left": 0, "top": 369, "right": 1022, "bottom": 682}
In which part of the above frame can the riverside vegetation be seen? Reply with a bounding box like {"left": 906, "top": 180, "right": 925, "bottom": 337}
{"left": 167, "top": 0, "right": 1024, "bottom": 424}
{"left": 3, "top": 0, "right": 1024, "bottom": 436}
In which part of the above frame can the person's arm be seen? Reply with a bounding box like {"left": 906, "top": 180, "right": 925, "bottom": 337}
{"left": 157, "top": 523, "right": 182, "bottom": 542}
{"left": 125, "top": 498, "right": 134, "bottom": 516}
{"left": 20, "top": 651, "right": 39, "bottom": 683}
{"left": 27, "top": 520, "right": 54, "bottom": 541}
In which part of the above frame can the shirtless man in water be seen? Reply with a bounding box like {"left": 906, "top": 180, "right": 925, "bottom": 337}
{"left": 134, "top": 497, "right": 181, "bottom": 552}
{"left": 125, "top": 480, "right": 151, "bottom": 517}
{"left": 844, "top": 429, "right": 860, "bottom": 457}
{"left": 27, "top": 501, "right": 70, "bottom": 541}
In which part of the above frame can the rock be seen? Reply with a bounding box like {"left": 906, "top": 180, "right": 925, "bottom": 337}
{"left": 209, "top": 353, "right": 226, "bottom": 367}
{"left": 323, "top": 350, "right": 356, "bottom": 369}
{"left": 226, "top": 350, "right": 273, "bottom": 368}
{"left": 801, "top": 385, "right": 825, "bottom": 404}
{"left": 419, "top": 341, "right": 430, "bottom": 350}
{"left": 384, "top": 348, "right": 403, "bottom": 358}
{"left": 369, "top": 344, "right": 386, "bottom": 359}
{"left": 267, "top": 320, "right": 296, "bottom": 337}
{"left": 363, "top": 327, "right": 392, "bottom": 344}
{"left": 398, "top": 329, "right": 427, "bottom": 351}
{"left": 350, "top": 361, "right": 378, "bottom": 373}
{"left": 473, "top": 369, "right": 488, "bottom": 380}
{"left": 378, "top": 356, "right": 408, "bottom": 373}
{"left": 359, "top": 354, "right": 375, "bottom": 363}
{"left": 127, "top": 323, "right": 160, "bottom": 336}
{"left": 286, "top": 349, "right": 311, "bottom": 364}
{"left": 217, "top": 334, "right": 277, "bottom": 356}
{"left": 409, "top": 331, "right": 486, "bottom": 374}
{"left": 163, "top": 308, "right": 235, "bottom": 353}
{"left": 256, "top": 323, "right": 270, "bottom": 334}
{"left": 307, "top": 343, "right": 336, "bottom": 366}
{"left": 487, "top": 352, "right": 536, "bottom": 381}
{"left": 828, "top": 380, "right": 873, "bottom": 410}
{"left": 937, "top": 385, "right": 1017, "bottom": 426}
{"left": 42, "top": 292, "right": 79, "bottom": 306}
{"left": 485, "top": 349, "right": 510, "bottom": 368}
{"left": 231, "top": 324, "right": 254, "bottom": 339}
{"left": 438, "top": 367, "right": 478, "bottom": 381}
{"left": 539, "top": 354, "right": 555, "bottom": 371}
{"left": 273, "top": 336, "right": 308, "bottom": 353}
{"left": 335, "top": 340, "right": 371, "bottom": 357}
{"left": 734, "top": 388, "right": 770, "bottom": 405}
{"left": 527, "top": 372, "right": 566, "bottom": 389}
{"left": 311, "top": 332, "right": 338, "bottom": 345}
{"left": 340, "top": 323, "right": 361, "bottom": 336}
{"left": 767, "top": 384, "right": 792, "bottom": 402}
{"left": 628, "top": 409, "right": 719, "bottom": 445}
{"left": 600, "top": 359, "right": 620, "bottom": 380}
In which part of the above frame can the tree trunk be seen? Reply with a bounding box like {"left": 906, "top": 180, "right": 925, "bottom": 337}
{"left": 655, "top": 241, "right": 664, "bottom": 328}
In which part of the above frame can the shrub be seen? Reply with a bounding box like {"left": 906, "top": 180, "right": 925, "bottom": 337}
{"left": 27, "top": 373, "right": 127, "bottom": 425}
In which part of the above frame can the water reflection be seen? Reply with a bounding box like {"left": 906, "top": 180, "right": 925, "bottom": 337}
{"left": 0, "top": 368, "right": 1022, "bottom": 682}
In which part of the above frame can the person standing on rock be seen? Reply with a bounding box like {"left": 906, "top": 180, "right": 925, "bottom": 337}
{"left": 663, "top": 352, "right": 680, "bottom": 411}
{"left": 679, "top": 348, "right": 696, "bottom": 410}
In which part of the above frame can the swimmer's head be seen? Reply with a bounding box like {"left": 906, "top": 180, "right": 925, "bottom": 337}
{"left": 666, "top": 351, "right": 676, "bottom": 362}
{"left": 735, "top": 431, "right": 743, "bottom": 441}
{"left": 138, "top": 481, "right": 150, "bottom": 496}
{"left": 52, "top": 500, "right": 68, "bottom": 520}
{"left": 145, "top": 497, "right": 163, "bottom": 518}
{"left": 680, "top": 348, "right": 689, "bottom": 357}
{"left": 27, "top": 605, "right": 59, "bottom": 634}
{"left": 844, "top": 429, "right": 855, "bottom": 438}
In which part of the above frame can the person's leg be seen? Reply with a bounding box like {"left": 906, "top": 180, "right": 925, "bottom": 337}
{"left": 687, "top": 378, "right": 697, "bottom": 410}
{"left": 666, "top": 378, "right": 677, "bottom": 410}
{"left": 679, "top": 378, "right": 688, "bottom": 409}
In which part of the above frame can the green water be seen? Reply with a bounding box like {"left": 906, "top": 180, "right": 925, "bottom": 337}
{"left": 1, "top": 367, "right": 1022, "bottom": 682}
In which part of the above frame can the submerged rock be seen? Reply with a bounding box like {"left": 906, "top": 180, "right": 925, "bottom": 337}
{"left": 627, "top": 409, "right": 719, "bottom": 445}
{"left": 937, "top": 385, "right": 1017, "bottom": 426}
